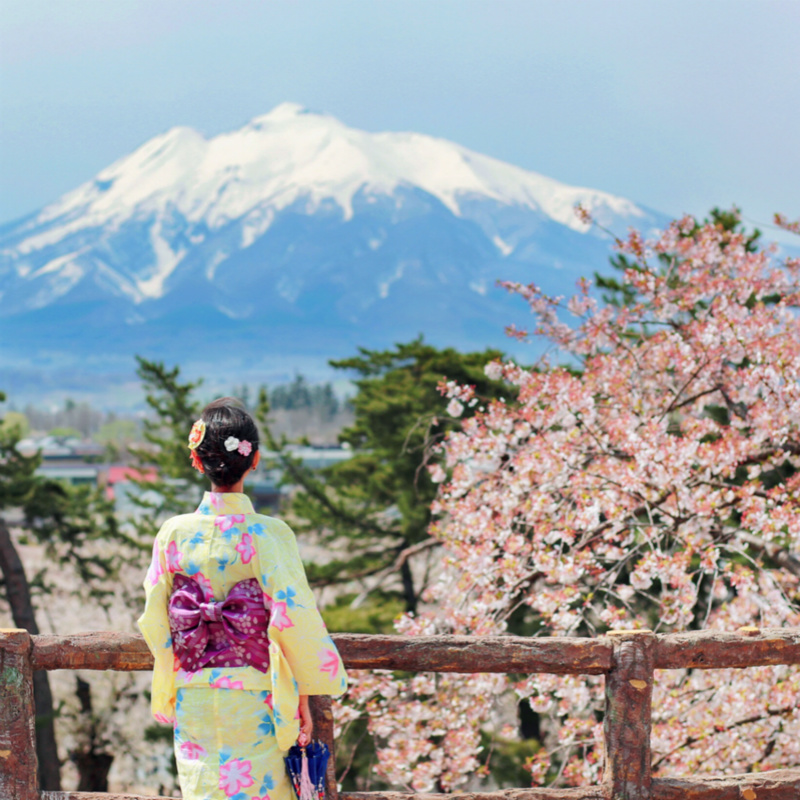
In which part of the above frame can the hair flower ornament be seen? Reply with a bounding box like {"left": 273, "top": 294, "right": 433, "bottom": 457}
{"left": 188, "top": 419, "right": 206, "bottom": 450}
{"left": 224, "top": 436, "right": 252, "bottom": 457}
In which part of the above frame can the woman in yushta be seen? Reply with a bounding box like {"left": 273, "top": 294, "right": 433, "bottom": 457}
{"left": 138, "top": 398, "right": 347, "bottom": 800}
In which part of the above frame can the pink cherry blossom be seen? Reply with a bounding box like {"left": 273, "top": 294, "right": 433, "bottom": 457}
{"left": 269, "top": 601, "right": 294, "bottom": 631}
{"left": 210, "top": 676, "right": 245, "bottom": 690}
{"left": 193, "top": 570, "right": 215, "bottom": 601}
{"left": 146, "top": 540, "right": 163, "bottom": 586}
{"left": 235, "top": 530, "right": 256, "bottom": 564}
{"left": 337, "top": 211, "right": 800, "bottom": 791}
{"left": 176, "top": 668, "right": 201, "bottom": 682}
{"left": 209, "top": 492, "right": 225, "bottom": 509}
{"left": 215, "top": 514, "right": 245, "bottom": 532}
{"left": 180, "top": 741, "right": 207, "bottom": 760}
{"left": 164, "top": 541, "right": 182, "bottom": 573}
{"left": 318, "top": 648, "right": 340, "bottom": 678}
{"left": 219, "top": 758, "right": 254, "bottom": 796}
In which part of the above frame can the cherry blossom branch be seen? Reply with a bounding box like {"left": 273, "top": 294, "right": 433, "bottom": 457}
{"left": 735, "top": 531, "right": 800, "bottom": 578}
{"left": 308, "top": 539, "right": 437, "bottom": 587}
{"left": 659, "top": 377, "right": 717, "bottom": 420}
{"left": 774, "top": 213, "right": 800, "bottom": 235}
{"left": 652, "top": 704, "right": 796, "bottom": 771}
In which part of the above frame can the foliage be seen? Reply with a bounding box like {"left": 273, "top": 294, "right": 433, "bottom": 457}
{"left": 126, "top": 358, "right": 207, "bottom": 547}
{"left": 0, "top": 401, "right": 121, "bottom": 607}
{"left": 341, "top": 211, "right": 800, "bottom": 789}
{"left": 0, "top": 391, "right": 131, "bottom": 789}
{"left": 0, "top": 410, "right": 30, "bottom": 437}
{"left": 48, "top": 426, "right": 83, "bottom": 439}
{"left": 595, "top": 207, "right": 761, "bottom": 311}
{"left": 257, "top": 338, "right": 507, "bottom": 612}
{"left": 268, "top": 375, "right": 342, "bottom": 418}
{"left": 322, "top": 591, "right": 405, "bottom": 635}
{"left": 23, "top": 398, "right": 104, "bottom": 438}
{"left": 95, "top": 419, "right": 138, "bottom": 451}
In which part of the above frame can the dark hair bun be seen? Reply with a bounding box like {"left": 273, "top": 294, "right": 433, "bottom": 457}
{"left": 195, "top": 397, "right": 259, "bottom": 488}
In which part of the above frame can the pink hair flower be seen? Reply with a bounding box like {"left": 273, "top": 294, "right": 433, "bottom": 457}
{"left": 224, "top": 436, "right": 253, "bottom": 456}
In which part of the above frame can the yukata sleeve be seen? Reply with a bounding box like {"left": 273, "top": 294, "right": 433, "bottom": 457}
{"left": 137, "top": 524, "right": 176, "bottom": 724}
{"left": 258, "top": 520, "right": 348, "bottom": 697}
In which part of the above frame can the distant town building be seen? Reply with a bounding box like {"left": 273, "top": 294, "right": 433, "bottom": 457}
{"left": 17, "top": 434, "right": 105, "bottom": 486}
{"left": 15, "top": 436, "right": 352, "bottom": 514}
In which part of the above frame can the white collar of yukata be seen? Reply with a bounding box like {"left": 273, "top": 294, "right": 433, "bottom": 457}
{"left": 196, "top": 491, "right": 256, "bottom": 516}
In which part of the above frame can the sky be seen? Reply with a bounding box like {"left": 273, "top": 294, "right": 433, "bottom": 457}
{"left": 1, "top": 0, "right": 799, "bottom": 237}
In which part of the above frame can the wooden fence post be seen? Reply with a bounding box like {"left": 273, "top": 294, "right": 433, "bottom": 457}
{"left": 603, "top": 630, "right": 654, "bottom": 800}
{"left": 310, "top": 695, "right": 339, "bottom": 800}
{"left": 0, "top": 628, "right": 39, "bottom": 800}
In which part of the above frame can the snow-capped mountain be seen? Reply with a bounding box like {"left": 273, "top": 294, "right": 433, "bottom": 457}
{"left": 0, "top": 103, "right": 666, "bottom": 396}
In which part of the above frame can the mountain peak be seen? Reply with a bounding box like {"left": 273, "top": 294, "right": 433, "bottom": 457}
{"left": 247, "top": 102, "right": 326, "bottom": 128}
{"left": 17, "top": 105, "right": 652, "bottom": 237}
{"left": 3, "top": 106, "right": 660, "bottom": 298}
{"left": 0, "top": 105, "right": 669, "bottom": 397}
{"left": 263, "top": 101, "right": 311, "bottom": 118}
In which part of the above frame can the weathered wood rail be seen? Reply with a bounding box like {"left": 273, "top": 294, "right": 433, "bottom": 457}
{"left": 2, "top": 626, "right": 799, "bottom": 800}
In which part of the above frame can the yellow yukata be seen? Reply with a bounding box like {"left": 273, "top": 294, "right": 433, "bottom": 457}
{"left": 138, "top": 492, "right": 347, "bottom": 800}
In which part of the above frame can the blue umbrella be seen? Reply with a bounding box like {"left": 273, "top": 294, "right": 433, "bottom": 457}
{"left": 285, "top": 741, "right": 330, "bottom": 800}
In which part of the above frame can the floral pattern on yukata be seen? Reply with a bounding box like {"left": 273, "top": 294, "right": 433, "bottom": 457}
{"left": 138, "top": 492, "right": 348, "bottom": 800}
{"left": 175, "top": 686, "right": 288, "bottom": 800}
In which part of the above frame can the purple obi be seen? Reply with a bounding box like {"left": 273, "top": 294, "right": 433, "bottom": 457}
{"left": 168, "top": 573, "right": 271, "bottom": 673}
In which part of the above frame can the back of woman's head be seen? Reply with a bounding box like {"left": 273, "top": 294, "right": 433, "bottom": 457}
{"left": 192, "top": 397, "right": 259, "bottom": 488}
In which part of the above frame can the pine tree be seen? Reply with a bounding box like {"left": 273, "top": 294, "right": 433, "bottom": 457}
{"left": 125, "top": 358, "right": 207, "bottom": 546}
{"left": 257, "top": 338, "right": 507, "bottom": 613}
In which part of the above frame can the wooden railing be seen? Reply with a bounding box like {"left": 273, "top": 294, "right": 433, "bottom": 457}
{"left": 1, "top": 627, "right": 799, "bottom": 800}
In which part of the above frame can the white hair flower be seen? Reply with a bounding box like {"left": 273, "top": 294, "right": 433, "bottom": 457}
{"left": 224, "top": 436, "right": 240, "bottom": 452}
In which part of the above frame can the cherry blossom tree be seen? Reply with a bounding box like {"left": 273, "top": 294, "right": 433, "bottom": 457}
{"left": 338, "top": 210, "right": 800, "bottom": 789}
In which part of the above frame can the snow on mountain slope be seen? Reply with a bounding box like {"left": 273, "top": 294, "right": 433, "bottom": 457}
{"left": 4, "top": 103, "right": 648, "bottom": 278}
{"left": 0, "top": 104, "right": 669, "bottom": 387}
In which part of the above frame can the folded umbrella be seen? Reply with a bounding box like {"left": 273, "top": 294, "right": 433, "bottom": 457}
{"left": 285, "top": 741, "right": 330, "bottom": 800}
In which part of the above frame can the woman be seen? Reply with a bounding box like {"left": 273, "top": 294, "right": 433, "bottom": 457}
{"left": 139, "top": 397, "right": 347, "bottom": 800}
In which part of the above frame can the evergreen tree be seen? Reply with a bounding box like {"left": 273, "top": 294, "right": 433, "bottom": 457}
{"left": 126, "top": 358, "right": 208, "bottom": 546}
{"left": 257, "top": 338, "right": 507, "bottom": 613}
{"left": 266, "top": 375, "right": 340, "bottom": 419}
{"left": 0, "top": 393, "right": 122, "bottom": 790}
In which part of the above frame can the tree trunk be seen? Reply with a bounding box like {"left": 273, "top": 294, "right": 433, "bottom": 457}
{"left": 400, "top": 557, "right": 417, "bottom": 614}
{"left": 71, "top": 677, "right": 114, "bottom": 792}
{"left": 0, "top": 519, "right": 62, "bottom": 790}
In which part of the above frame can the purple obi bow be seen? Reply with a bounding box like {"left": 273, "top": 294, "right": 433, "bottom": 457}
{"left": 168, "top": 573, "right": 271, "bottom": 673}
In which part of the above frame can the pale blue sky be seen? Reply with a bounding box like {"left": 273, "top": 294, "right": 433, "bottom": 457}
{"left": 1, "top": 0, "right": 798, "bottom": 233}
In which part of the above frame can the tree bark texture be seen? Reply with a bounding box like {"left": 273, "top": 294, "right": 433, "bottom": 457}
{"left": 0, "top": 520, "right": 62, "bottom": 790}
{"left": 603, "top": 631, "right": 654, "bottom": 800}
{"left": 341, "top": 790, "right": 604, "bottom": 800}
{"left": 654, "top": 627, "right": 800, "bottom": 669}
{"left": 334, "top": 633, "right": 613, "bottom": 674}
{"left": 310, "top": 695, "right": 338, "bottom": 800}
{"left": 72, "top": 677, "right": 114, "bottom": 792}
{"left": 31, "top": 631, "right": 154, "bottom": 671}
{"left": 0, "top": 628, "right": 39, "bottom": 800}
{"left": 399, "top": 557, "right": 417, "bottom": 615}
{"left": 31, "top": 628, "right": 799, "bottom": 674}
{"left": 10, "top": 627, "right": 800, "bottom": 800}
{"left": 651, "top": 768, "right": 800, "bottom": 799}
{"left": 33, "top": 773, "right": 800, "bottom": 800}
{"left": 40, "top": 793, "right": 179, "bottom": 800}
